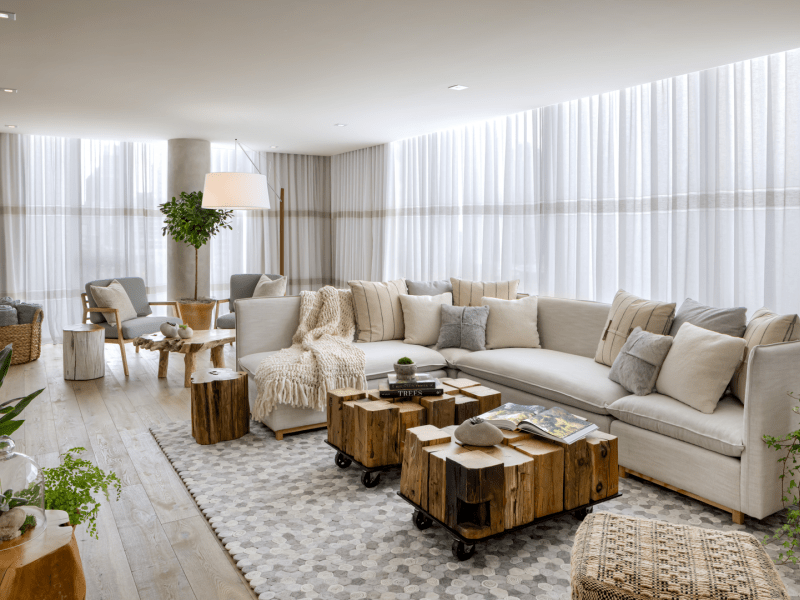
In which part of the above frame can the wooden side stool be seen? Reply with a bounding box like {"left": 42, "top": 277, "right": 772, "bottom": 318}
{"left": 191, "top": 368, "right": 249, "bottom": 445}
{"left": 63, "top": 324, "right": 104, "bottom": 381}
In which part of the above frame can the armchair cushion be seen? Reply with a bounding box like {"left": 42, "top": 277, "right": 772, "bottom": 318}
{"left": 89, "top": 280, "right": 138, "bottom": 325}
{"left": 85, "top": 277, "right": 151, "bottom": 323}
{"left": 229, "top": 274, "right": 282, "bottom": 312}
{"left": 101, "top": 315, "right": 182, "bottom": 339}
{"left": 217, "top": 312, "right": 236, "bottom": 329}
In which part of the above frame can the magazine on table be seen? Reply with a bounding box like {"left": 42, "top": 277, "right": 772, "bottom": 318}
{"left": 478, "top": 403, "right": 597, "bottom": 444}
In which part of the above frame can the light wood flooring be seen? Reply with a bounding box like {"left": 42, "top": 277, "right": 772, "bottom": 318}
{"left": 2, "top": 342, "right": 257, "bottom": 600}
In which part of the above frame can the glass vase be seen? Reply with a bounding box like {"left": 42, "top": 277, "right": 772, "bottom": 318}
{"left": 0, "top": 435, "right": 47, "bottom": 550}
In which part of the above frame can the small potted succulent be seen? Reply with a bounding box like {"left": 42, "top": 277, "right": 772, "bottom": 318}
{"left": 394, "top": 357, "right": 417, "bottom": 381}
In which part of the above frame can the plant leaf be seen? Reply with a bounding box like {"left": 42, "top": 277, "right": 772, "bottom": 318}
{"left": 0, "top": 389, "right": 42, "bottom": 424}
{"left": 0, "top": 345, "right": 12, "bottom": 390}
{"left": 0, "top": 420, "right": 23, "bottom": 437}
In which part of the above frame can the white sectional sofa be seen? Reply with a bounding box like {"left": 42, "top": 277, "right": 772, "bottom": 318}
{"left": 235, "top": 294, "right": 800, "bottom": 522}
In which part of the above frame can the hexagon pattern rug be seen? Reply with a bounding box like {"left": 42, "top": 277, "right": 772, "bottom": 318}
{"left": 150, "top": 422, "right": 800, "bottom": 600}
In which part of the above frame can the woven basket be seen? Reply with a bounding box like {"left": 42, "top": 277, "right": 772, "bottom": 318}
{"left": 176, "top": 300, "right": 215, "bottom": 331}
{"left": 0, "top": 309, "right": 43, "bottom": 365}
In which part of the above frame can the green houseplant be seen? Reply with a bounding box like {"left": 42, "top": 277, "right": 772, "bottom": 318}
{"left": 159, "top": 190, "right": 233, "bottom": 328}
{"left": 394, "top": 356, "right": 416, "bottom": 380}
{"left": 763, "top": 391, "right": 800, "bottom": 564}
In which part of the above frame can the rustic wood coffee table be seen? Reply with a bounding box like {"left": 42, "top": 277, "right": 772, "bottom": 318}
{"left": 399, "top": 424, "right": 620, "bottom": 560}
{"left": 133, "top": 329, "right": 235, "bottom": 387}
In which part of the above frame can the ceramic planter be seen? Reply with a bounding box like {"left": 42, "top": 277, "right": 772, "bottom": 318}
{"left": 393, "top": 362, "right": 417, "bottom": 380}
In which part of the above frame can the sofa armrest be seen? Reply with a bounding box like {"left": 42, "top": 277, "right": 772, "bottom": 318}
{"left": 740, "top": 340, "right": 800, "bottom": 519}
{"left": 234, "top": 296, "right": 301, "bottom": 368}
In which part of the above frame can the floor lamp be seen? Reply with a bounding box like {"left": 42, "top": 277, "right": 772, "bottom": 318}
{"left": 202, "top": 140, "right": 286, "bottom": 276}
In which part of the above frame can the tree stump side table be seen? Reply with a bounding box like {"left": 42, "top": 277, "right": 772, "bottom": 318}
{"left": 63, "top": 323, "right": 104, "bottom": 381}
{"left": 0, "top": 509, "right": 86, "bottom": 600}
{"left": 191, "top": 368, "right": 249, "bottom": 445}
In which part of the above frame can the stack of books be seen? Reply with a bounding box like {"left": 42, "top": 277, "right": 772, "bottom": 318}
{"left": 378, "top": 373, "right": 444, "bottom": 398}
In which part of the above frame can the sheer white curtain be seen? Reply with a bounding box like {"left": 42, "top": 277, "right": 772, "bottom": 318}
{"left": 334, "top": 48, "right": 800, "bottom": 315}
{"left": 209, "top": 147, "right": 331, "bottom": 295}
{"left": 0, "top": 134, "right": 168, "bottom": 343}
{"left": 331, "top": 145, "right": 387, "bottom": 287}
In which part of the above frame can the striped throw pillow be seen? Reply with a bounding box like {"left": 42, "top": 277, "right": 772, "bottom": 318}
{"left": 595, "top": 290, "right": 676, "bottom": 367}
{"left": 450, "top": 278, "right": 519, "bottom": 307}
{"left": 731, "top": 308, "right": 799, "bottom": 400}
{"left": 348, "top": 279, "right": 408, "bottom": 342}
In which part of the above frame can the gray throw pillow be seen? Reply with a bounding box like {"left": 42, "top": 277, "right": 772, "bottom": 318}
{"left": 669, "top": 298, "right": 746, "bottom": 338}
{"left": 406, "top": 279, "right": 453, "bottom": 296}
{"left": 436, "top": 305, "right": 489, "bottom": 351}
{"left": 608, "top": 327, "right": 673, "bottom": 396}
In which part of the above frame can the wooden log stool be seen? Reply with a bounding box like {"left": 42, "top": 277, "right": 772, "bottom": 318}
{"left": 191, "top": 368, "right": 249, "bottom": 445}
{"left": 572, "top": 512, "right": 790, "bottom": 600}
{"left": 445, "top": 450, "right": 505, "bottom": 540}
{"left": 327, "top": 388, "right": 367, "bottom": 450}
{"left": 460, "top": 385, "right": 502, "bottom": 414}
{"left": 63, "top": 323, "right": 105, "bottom": 381}
{"left": 0, "top": 510, "right": 86, "bottom": 600}
{"left": 511, "top": 438, "right": 565, "bottom": 517}
{"left": 453, "top": 395, "right": 481, "bottom": 424}
{"left": 352, "top": 400, "right": 400, "bottom": 467}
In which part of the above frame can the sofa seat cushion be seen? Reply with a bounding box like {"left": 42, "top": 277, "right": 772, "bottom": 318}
{"left": 217, "top": 312, "right": 236, "bottom": 329}
{"left": 101, "top": 315, "right": 182, "bottom": 339}
{"left": 454, "top": 348, "right": 627, "bottom": 414}
{"left": 437, "top": 347, "right": 472, "bottom": 368}
{"left": 239, "top": 341, "right": 447, "bottom": 380}
{"left": 607, "top": 393, "right": 744, "bottom": 457}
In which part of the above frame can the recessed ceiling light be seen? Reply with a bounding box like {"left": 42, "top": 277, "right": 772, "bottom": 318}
{"left": 2, "top": 88, "right": 17, "bottom": 93}
{"left": 334, "top": 123, "right": 348, "bottom": 127}
{"left": 270, "top": 145, "right": 278, "bottom": 149}
{"left": 0, "top": 11, "right": 16, "bottom": 20}
{"left": 448, "top": 85, "right": 468, "bottom": 91}
{"left": 6, "top": 125, "right": 16, "bottom": 128}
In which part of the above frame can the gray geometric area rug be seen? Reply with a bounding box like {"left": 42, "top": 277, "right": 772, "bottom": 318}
{"left": 151, "top": 422, "right": 800, "bottom": 600}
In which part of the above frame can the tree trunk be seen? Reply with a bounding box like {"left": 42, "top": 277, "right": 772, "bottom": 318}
{"left": 194, "top": 246, "right": 198, "bottom": 300}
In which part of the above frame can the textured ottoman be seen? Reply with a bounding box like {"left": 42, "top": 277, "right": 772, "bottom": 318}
{"left": 572, "top": 512, "right": 789, "bottom": 600}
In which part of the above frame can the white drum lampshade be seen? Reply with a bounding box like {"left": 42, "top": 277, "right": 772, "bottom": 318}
{"left": 202, "top": 172, "right": 271, "bottom": 209}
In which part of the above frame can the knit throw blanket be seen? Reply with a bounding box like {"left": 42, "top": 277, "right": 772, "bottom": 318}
{"left": 253, "top": 286, "right": 366, "bottom": 419}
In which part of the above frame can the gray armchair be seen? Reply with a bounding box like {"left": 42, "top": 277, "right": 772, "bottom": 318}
{"left": 215, "top": 274, "right": 283, "bottom": 330}
{"left": 81, "top": 277, "right": 182, "bottom": 376}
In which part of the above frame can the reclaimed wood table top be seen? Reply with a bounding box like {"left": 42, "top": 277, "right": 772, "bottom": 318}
{"left": 133, "top": 330, "right": 235, "bottom": 354}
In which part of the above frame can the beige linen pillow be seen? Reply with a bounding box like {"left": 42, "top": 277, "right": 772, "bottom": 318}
{"left": 731, "top": 308, "right": 799, "bottom": 400}
{"left": 348, "top": 279, "right": 408, "bottom": 342}
{"left": 89, "top": 279, "right": 138, "bottom": 325}
{"left": 480, "top": 295, "right": 540, "bottom": 349}
{"left": 595, "top": 289, "right": 676, "bottom": 366}
{"left": 451, "top": 278, "right": 519, "bottom": 307}
{"left": 399, "top": 292, "right": 452, "bottom": 346}
{"left": 656, "top": 322, "right": 747, "bottom": 414}
{"left": 252, "top": 275, "right": 287, "bottom": 298}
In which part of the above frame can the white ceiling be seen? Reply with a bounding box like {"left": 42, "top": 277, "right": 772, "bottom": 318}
{"left": 3, "top": 0, "right": 800, "bottom": 156}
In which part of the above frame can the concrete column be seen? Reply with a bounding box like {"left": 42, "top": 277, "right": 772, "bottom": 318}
{"left": 167, "top": 139, "right": 211, "bottom": 300}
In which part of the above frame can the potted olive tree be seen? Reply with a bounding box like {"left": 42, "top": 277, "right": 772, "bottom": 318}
{"left": 160, "top": 191, "right": 233, "bottom": 329}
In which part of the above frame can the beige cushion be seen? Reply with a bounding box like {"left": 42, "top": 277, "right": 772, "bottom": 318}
{"left": 348, "top": 279, "right": 408, "bottom": 342}
{"left": 450, "top": 277, "right": 519, "bottom": 307}
{"left": 252, "top": 274, "right": 287, "bottom": 298}
{"left": 595, "top": 289, "right": 675, "bottom": 366}
{"left": 481, "top": 295, "right": 540, "bottom": 349}
{"left": 454, "top": 348, "right": 628, "bottom": 415}
{"left": 399, "top": 292, "right": 452, "bottom": 346}
{"left": 89, "top": 279, "right": 138, "bottom": 325}
{"left": 731, "top": 308, "right": 799, "bottom": 400}
{"left": 607, "top": 393, "right": 744, "bottom": 457}
{"left": 656, "top": 322, "right": 747, "bottom": 414}
{"left": 537, "top": 297, "right": 611, "bottom": 358}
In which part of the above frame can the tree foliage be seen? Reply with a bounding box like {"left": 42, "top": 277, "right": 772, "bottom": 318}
{"left": 159, "top": 191, "right": 233, "bottom": 250}
{"left": 763, "top": 392, "right": 800, "bottom": 564}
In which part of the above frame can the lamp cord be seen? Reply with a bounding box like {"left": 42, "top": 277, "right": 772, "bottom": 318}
{"left": 234, "top": 139, "right": 282, "bottom": 203}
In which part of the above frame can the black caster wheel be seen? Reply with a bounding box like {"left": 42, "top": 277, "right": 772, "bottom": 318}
{"left": 451, "top": 539, "right": 476, "bottom": 561}
{"left": 335, "top": 452, "right": 352, "bottom": 469}
{"left": 361, "top": 471, "right": 381, "bottom": 488}
{"left": 573, "top": 506, "right": 593, "bottom": 520}
{"left": 412, "top": 510, "right": 433, "bottom": 530}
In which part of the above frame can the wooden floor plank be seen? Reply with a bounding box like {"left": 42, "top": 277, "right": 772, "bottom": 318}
{"left": 110, "top": 484, "right": 196, "bottom": 600}
{"left": 163, "top": 516, "right": 254, "bottom": 600}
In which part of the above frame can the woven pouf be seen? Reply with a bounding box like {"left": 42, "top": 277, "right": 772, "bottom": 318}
{"left": 571, "top": 512, "right": 789, "bottom": 600}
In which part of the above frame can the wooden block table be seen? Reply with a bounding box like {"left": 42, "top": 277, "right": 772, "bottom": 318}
{"left": 191, "top": 368, "right": 249, "bottom": 445}
{"left": 399, "top": 425, "right": 620, "bottom": 561}
{"left": 134, "top": 329, "right": 235, "bottom": 387}
{"left": 63, "top": 323, "right": 105, "bottom": 381}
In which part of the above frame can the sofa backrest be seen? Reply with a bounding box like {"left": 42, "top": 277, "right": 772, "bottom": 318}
{"left": 229, "top": 274, "right": 282, "bottom": 312}
{"left": 537, "top": 296, "right": 610, "bottom": 358}
{"left": 235, "top": 296, "right": 301, "bottom": 365}
{"left": 85, "top": 277, "right": 151, "bottom": 324}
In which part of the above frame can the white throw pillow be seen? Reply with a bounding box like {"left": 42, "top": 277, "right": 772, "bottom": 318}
{"left": 89, "top": 279, "right": 138, "bottom": 325}
{"left": 655, "top": 322, "right": 747, "bottom": 414}
{"left": 480, "top": 295, "right": 540, "bottom": 349}
{"left": 399, "top": 293, "right": 452, "bottom": 346}
{"left": 252, "top": 275, "right": 287, "bottom": 298}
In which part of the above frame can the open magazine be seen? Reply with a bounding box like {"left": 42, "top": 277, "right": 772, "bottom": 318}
{"left": 478, "top": 403, "right": 598, "bottom": 444}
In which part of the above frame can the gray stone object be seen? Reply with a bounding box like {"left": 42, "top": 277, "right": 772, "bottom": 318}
{"left": 160, "top": 322, "right": 179, "bottom": 338}
{"left": 454, "top": 418, "right": 505, "bottom": 446}
{"left": 178, "top": 326, "right": 194, "bottom": 339}
{"left": 0, "top": 507, "right": 26, "bottom": 541}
